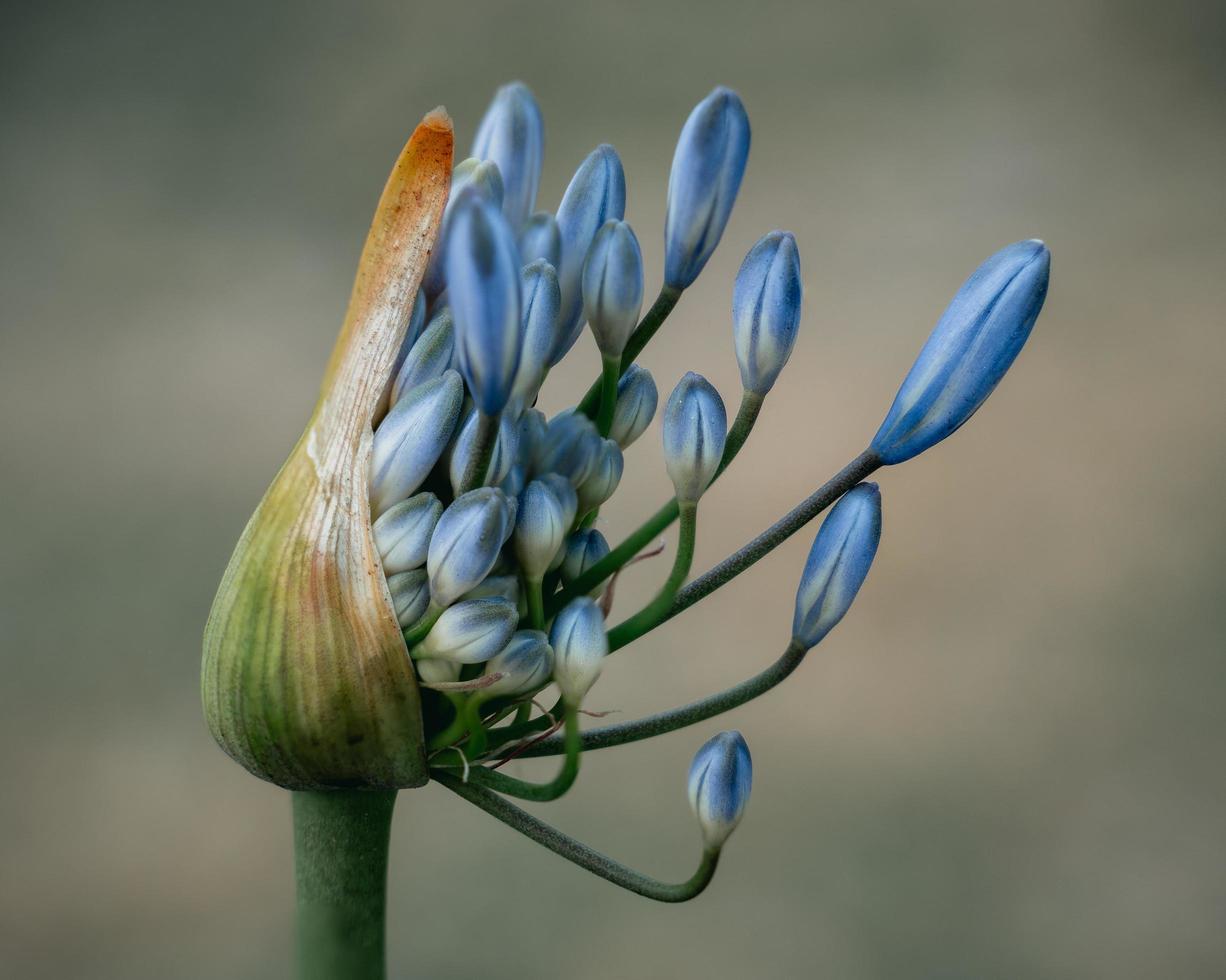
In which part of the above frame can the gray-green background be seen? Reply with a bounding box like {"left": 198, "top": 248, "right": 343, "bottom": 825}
{"left": 3, "top": 1, "right": 1224, "bottom": 977}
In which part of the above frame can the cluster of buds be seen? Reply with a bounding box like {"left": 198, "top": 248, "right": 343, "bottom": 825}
{"left": 203, "top": 82, "right": 1049, "bottom": 901}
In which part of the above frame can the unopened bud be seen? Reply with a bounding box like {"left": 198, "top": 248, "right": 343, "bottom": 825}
{"left": 412, "top": 597, "right": 518, "bottom": 664}
{"left": 687, "top": 730, "right": 753, "bottom": 849}
{"left": 662, "top": 372, "right": 727, "bottom": 504}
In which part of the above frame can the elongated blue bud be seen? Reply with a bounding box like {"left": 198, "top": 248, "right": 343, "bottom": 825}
{"left": 472, "top": 82, "right": 544, "bottom": 230}
{"left": 388, "top": 289, "right": 429, "bottom": 388}
{"left": 537, "top": 472, "right": 579, "bottom": 533}
{"left": 390, "top": 307, "right": 454, "bottom": 404}
{"left": 369, "top": 370, "right": 464, "bottom": 516}
{"left": 576, "top": 438, "right": 623, "bottom": 513}
{"left": 387, "top": 569, "right": 430, "bottom": 629}
{"left": 871, "top": 240, "right": 1050, "bottom": 465}
{"left": 412, "top": 597, "right": 518, "bottom": 664}
{"left": 511, "top": 260, "right": 562, "bottom": 405}
{"left": 463, "top": 573, "right": 520, "bottom": 607}
{"left": 582, "top": 220, "right": 644, "bottom": 359}
{"left": 519, "top": 211, "right": 562, "bottom": 268}
{"left": 552, "top": 145, "right": 627, "bottom": 364}
{"left": 559, "top": 528, "right": 610, "bottom": 593}
{"left": 792, "top": 482, "right": 882, "bottom": 649}
{"left": 662, "top": 372, "right": 727, "bottom": 503}
{"left": 732, "top": 231, "right": 802, "bottom": 396}
{"left": 516, "top": 408, "right": 547, "bottom": 465}
{"left": 687, "top": 731, "right": 752, "bottom": 849}
{"left": 423, "top": 158, "right": 505, "bottom": 298}
{"left": 500, "top": 462, "right": 526, "bottom": 500}
{"left": 427, "top": 487, "right": 514, "bottom": 607}
{"left": 534, "top": 411, "right": 601, "bottom": 486}
{"left": 549, "top": 597, "right": 608, "bottom": 706}
{"left": 513, "top": 480, "right": 568, "bottom": 580}
{"left": 445, "top": 189, "right": 523, "bottom": 415}
{"left": 480, "top": 630, "right": 553, "bottom": 699}
{"left": 448, "top": 409, "right": 520, "bottom": 495}
{"left": 372, "top": 492, "right": 442, "bottom": 574}
{"left": 664, "top": 87, "right": 751, "bottom": 289}
{"left": 608, "top": 364, "right": 658, "bottom": 449}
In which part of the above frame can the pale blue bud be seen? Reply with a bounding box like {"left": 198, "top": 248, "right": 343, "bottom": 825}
{"left": 369, "top": 370, "right": 464, "bottom": 516}
{"left": 552, "top": 145, "right": 626, "bottom": 364}
{"left": 513, "top": 480, "right": 568, "bottom": 579}
{"left": 388, "top": 288, "right": 429, "bottom": 387}
{"left": 511, "top": 260, "right": 562, "bottom": 405}
{"left": 463, "top": 573, "right": 520, "bottom": 607}
{"left": 792, "top": 482, "right": 882, "bottom": 649}
{"left": 372, "top": 492, "right": 442, "bottom": 574}
{"left": 534, "top": 411, "right": 601, "bottom": 486}
{"left": 549, "top": 597, "right": 608, "bottom": 706}
{"left": 662, "top": 372, "right": 727, "bottom": 503}
{"left": 687, "top": 731, "right": 752, "bottom": 849}
{"left": 427, "top": 487, "right": 514, "bottom": 607}
{"left": 480, "top": 630, "right": 554, "bottom": 699}
{"left": 559, "top": 528, "right": 611, "bottom": 593}
{"left": 537, "top": 472, "right": 579, "bottom": 534}
{"left": 870, "top": 240, "right": 1051, "bottom": 465}
{"left": 387, "top": 569, "right": 431, "bottom": 629}
{"left": 516, "top": 408, "right": 548, "bottom": 467}
{"left": 415, "top": 658, "right": 461, "bottom": 685}
{"left": 732, "top": 231, "right": 802, "bottom": 396}
{"left": 519, "top": 211, "right": 562, "bottom": 268}
{"left": 472, "top": 82, "right": 544, "bottom": 230}
{"left": 448, "top": 408, "right": 520, "bottom": 495}
{"left": 500, "top": 462, "right": 526, "bottom": 500}
{"left": 582, "top": 220, "right": 644, "bottom": 359}
{"left": 424, "top": 158, "right": 505, "bottom": 298}
{"left": 445, "top": 189, "right": 523, "bottom": 415}
{"left": 413, "top": 597, "right": 518, "bottom": 664}
{"left": 575, "top": 438, "right": 623, "bottom": 513}
{"left": 664, "top": 87, "right": 751, "bottom": 289}
{"left": 390, "top": 307, "right": 455, "bottom": 404}
{"left": 608, "top": 364, "right": 658, "bottom": 449}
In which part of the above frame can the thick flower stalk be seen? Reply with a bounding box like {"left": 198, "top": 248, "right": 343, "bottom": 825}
{"left": 203, "top": 80, "right": 1051, "bottom": 980}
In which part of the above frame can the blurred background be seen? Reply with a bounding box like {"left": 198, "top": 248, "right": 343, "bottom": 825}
{"left": 3, "top": 0, "right": 1224, "bottom": 977}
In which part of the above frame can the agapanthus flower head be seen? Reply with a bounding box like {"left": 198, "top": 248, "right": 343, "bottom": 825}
{"left": 662, "top": 372, "right": 728, "bottom": 504}
{"left": 688, "top": 731, "right": 753, "bottom": 849}
{"left": 582, "top": 219, "right": 644, "bottom": 360}
{"left": 445, "top": 188, "right": 523, "bottom": 415}
{"left": 732, "top": 230, "right": 803, "bottom": 396}
{"left": 472, "top": 81, "right": 544, "bottom": 230}
{"left": 792, "top": 482, "right": 882, "bottom": 649}
{"left": 664, "top": 87, "right": 751, "bottom": 289}
{"left": 870, "top": 239, "right": 1050, "bottom": 465}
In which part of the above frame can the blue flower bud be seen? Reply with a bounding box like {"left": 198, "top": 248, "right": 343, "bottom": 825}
{"left": 370, "top": 370, "right": 464, "bottom": 516}
{"left": 412, "top": 597, "right": 518, "bottom": 664}
{"left": 387, "top": 569, "right": 430, "bottom": 629}
{"left": 549, "top": 597, "right": 608, "bottom": 706}
{"left": 870, "top": 240, "right": 1051, "bottom": 465}
{"left": 513, "top": 480, "right": 568, "bottom": 580}
{"left": 480, "top": 630, "right": 554, "bottom": 698}
{"left": 463, "top": 573, "right": 521, "bottom": 607}
{"left": 537, "top": 472, "right": 579, "bottom": 533}
{"left": 519, "top": 211, "right": 562, "bottom": 269}
{"left": 424, "top": 158, "right": 505, "bottom": 298}
{"left": 448, "top": 408, "right": 520, "bottom": 495}
{"left": 662, "top": 372, "right": 727, "bottom": 503}
{"left": 472, "top": 82, "right": 544, "bottom": 230}
{"left": 575, "top": 438, "right": 624, "bottom": 513}
{"left": 608, "top": 364, "right": 658, "bottom": 449}
{"left": 732, "top": 231, "right": 802, "bottom": 396}
{"left": 552, "top": 145, "right": 626, "bottom": 364}
{"left": 687, "top": 730, "right": 752, "bottom": 849}
{"left": 388, "top": 288, "right": 429, "bottom": 388}
{"left": 390, "top": 307, "right": 455, "bottom": 404}
{"left": 515, "top": 408, "right": 548, "bottom": 465}
{"left": 372, "top": 492, "right": 442, "bottom": 574}
{"left": 534, "top": 411, "right": 602, "bottom": 486}
{"left": 582, "top": 220, "right": 644, "bottom": 359}
{"left": 511, "top": 260, "right": 562, "bottom": 406}
{"left": 664, "top": 87, "right": 751, "bottom": 289}
{"left": 559, "top": 528, "right": 611, "bottom": 594}
{"left": 415, "top": 657, "right": 461, "bottom": 685}
{"left": 426, "top": 487, "right": 514, "bottom": 607}
{"left": 445, "top": 189, "right": 523, "bottom": 415}
{"left": 792, "top": 482, "right": 882, "bottom": 649}
{"left": 500, "top": 462, "right": 526, "bottom": 500}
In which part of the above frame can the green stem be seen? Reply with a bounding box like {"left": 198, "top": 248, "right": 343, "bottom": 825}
{"left": 458, "top": 410, "right": 500, "bottom": 494}
{"left": 553, "top": 391, "right": 763, "bottom": 610}
{"left": 526, "top": 576, "right": 545, "bottom": 631}
{"left": 507, "top": 640, "right": 808, "bottom": 758}
{"left": 435, "top": 705, "right": 581, "bottom": 801}
{"left": 577, "top": 285, "right": 682, "bottom": 418}
{"left": 605, "top": 502, "right": 698, "bottom": 651}
{"left": 402, "top": 603, "right": 443, "bottom": 649}
{"left": 433, "top": 771, "right": 720, "bottom": 902}
{"left": 292, "top": 790, "right": 396, "bottom": 980}
{"left": 595, "top": 354, "right": 621, "bottom": 437}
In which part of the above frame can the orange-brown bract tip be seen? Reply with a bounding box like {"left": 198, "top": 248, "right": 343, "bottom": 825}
{"left": 421, "top": 105, "right": 452, "bottom": 132}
